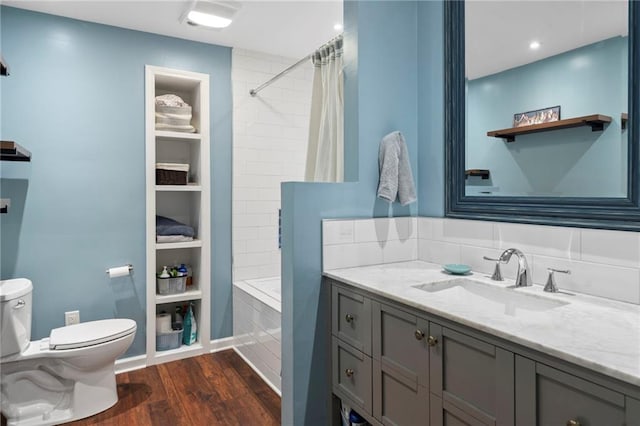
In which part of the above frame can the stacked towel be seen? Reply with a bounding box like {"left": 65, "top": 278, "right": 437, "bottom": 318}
{"left": 377, "top": 131, "right": 417, "bottom": 205}
{"left": 155, "top": 94, "right": 196, "bottom": 133}
{"left": 156, "top": 215, "right": 195, "bottom": 242}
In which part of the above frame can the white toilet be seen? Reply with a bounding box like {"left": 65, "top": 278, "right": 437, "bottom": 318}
{"left": 0, "top": 278, "right": 137, "bottom": 426}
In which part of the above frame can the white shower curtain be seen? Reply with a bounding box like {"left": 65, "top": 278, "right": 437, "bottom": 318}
{"left": 305, "top": 36, "right": 344, "bottom": 182}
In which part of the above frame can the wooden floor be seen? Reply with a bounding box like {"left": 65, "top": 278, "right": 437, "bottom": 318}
{"left": 2, "top": 350, "right": 280, "bottom": 426}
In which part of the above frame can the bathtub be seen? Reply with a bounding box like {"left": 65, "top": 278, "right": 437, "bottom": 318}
{"left": 233, "top": 277, "right": 281, "bottom": 394}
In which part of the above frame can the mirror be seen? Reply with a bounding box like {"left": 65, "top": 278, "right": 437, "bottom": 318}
{"left": 445, "top": 1, "right": 640, "bottom": 230}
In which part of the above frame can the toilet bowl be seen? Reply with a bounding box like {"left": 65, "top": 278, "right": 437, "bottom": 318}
{"left": 0, "top": 278, "right": 137, "bottom": 426}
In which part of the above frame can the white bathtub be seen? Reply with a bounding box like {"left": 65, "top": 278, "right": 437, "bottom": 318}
{"left": 233, "top": 277, "right": 281, "bottom": 394}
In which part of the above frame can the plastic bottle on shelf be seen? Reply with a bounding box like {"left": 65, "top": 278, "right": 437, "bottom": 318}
{"left": 159, "top": 266, "right": 170, "bottom": 278}
{"left": 178, "top": 263, "right": 188, "bottom": 277}
{"left": 349, "top": 410, "right": 367, "bottom": 426}
{"left": 186, "top": 264, "right": 193, "bottom": 287}
{"left": 174, "top": 306, "right": 183, "bottom": 326}
{"left": 182, "top": 303, "right": 197, "bottom": 345}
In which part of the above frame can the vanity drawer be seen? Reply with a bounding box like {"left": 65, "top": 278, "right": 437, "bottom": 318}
{"left": 515, "top": 356, "right": 628, "bottom": 426}
{"left": 332, "top": 284, "right": 372, "bottom": 355}
{"left": 332, "top": 337, "right": 372, "bottom": 414}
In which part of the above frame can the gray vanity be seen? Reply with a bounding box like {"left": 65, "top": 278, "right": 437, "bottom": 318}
{"left": 326, "top": 261, "right": 640, "bottom": 426}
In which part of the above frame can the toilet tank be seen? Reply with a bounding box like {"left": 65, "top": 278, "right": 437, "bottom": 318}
{"left": 1, "top": 279, "right": 33, "bottom": 357}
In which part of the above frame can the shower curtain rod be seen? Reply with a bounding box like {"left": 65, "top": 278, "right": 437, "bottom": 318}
{"left": 249, "top": 55, "right": 310, "bottom": 97}
{"left": 249, "top": 33, "right": 343, "bottom": 97}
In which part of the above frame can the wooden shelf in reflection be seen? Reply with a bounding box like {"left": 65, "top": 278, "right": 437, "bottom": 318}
{"left": 487, "top": 114, "right": 612, "bottom": 142}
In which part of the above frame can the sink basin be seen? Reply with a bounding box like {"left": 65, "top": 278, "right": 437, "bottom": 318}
{"left": 413, "top": 278, "right": 568, "bottom": 315}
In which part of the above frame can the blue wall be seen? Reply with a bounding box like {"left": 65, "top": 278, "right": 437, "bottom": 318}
{"left": 281, "top": 1, "right": 445, "bottom": 424}
{"left": 0, "top": 7, "right": 233, "bottom": 356}
{"left": 466, "top": 37, "right": 628, "bottom": 197}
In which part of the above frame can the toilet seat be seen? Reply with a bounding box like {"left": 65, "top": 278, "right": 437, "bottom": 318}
{"left": 49, "top": 319, "right": 136, "bottom": 350}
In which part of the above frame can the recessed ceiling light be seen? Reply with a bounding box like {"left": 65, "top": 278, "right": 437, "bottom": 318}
{"left": 184, "top": 1, "right": 240, "bottom": 29}
{"left": 334, "top": 23, "right": 343, "bottom": 31}
{"left": 529, "top": 40, "right": 541, "bottom": 50}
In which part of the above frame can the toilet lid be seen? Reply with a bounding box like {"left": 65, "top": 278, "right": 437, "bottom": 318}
{"left": 49, "top": 319, "right": 137, "bottom": 350}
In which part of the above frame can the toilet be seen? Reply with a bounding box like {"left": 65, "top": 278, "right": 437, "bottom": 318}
{"left": 0, "top": 278, "right": 137, "bottom": 426}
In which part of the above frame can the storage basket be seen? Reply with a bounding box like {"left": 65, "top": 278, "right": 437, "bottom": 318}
{"left": 156, "top": 276, "right": 187, "bottom": 295}
{"left": 156, "top": 327, "right": 183, "bottom": 351}
{"left": 156, "top": 163, "right": 189, "bottom": 185}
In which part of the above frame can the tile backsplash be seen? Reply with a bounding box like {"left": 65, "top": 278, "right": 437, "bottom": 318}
{"left": 322, "top": 217, "right": 640, "bottom": 305}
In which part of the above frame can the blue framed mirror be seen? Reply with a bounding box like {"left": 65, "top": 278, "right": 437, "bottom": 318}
{"left": 445, "top": 0, "right": 640, "bottom": 231}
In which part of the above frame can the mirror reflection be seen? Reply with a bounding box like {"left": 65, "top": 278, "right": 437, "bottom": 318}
{"left": 465, "top": 1, "right": 628, "bottom": 197}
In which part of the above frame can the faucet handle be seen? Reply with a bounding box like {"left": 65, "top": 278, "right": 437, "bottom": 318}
{"left": 483, "top": 256, "right": 504, "bottom": 281}
{"left": 544, "top": 268, "right": 571, "bottom": 293}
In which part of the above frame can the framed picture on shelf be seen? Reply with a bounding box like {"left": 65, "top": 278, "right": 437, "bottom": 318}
{"left": 513, "top": 105, "right": 561, "bottom": 128}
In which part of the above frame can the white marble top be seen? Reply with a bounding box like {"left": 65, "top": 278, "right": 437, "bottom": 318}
{"left": 324, "top": 260, "right": 640, "bottom": 388}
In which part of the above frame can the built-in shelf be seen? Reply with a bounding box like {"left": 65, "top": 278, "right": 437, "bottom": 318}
{"left": 154, "top": 342, "right": 203, "bottom": 363}
{"left": 1, "top": 141, "right": 31, "bottom": 162}
{"left": 155, "top": 184, "right": 202, "bottom": 192}
{"left": 156, "top": 289, "right": 203, "bottom": 304}
{"left": 622, "top": 113, "right": 628, "bottom": 130}
{"left": 155, "top": 239, "right": 203, "bottom": 250}
{"left": 465, "top": 169, "right": 490, "bottom": 180}
{"left": 155, "top": 130, "right": 201, "bottom": 140}
{"left": 487, "top": 114, "right": 612, "bottom": 142}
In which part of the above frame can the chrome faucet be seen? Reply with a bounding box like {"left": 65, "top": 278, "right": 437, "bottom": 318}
{"left": 498, "top": 248, "right": 532, "bottom": 287}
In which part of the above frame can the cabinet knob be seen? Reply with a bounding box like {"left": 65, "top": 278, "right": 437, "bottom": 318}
{"left": 414, "top": 330, "right": 425, "bottom": 340}
{"left": 345, "top": 314, "right": 354, "bottom": 323}
{"left": 427, "top": 335, "right": 438, "bottom": 347}
{"left": 566, "top": 420, "right": 581, "bottom": 426}
{"left": 345, "top": 368, "right": 354, "bottom": 378}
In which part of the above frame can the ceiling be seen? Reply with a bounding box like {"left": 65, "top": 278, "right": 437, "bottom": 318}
{"left": 466, "top": 1, "right": 629, "bottom": 80}
{"left": 3, "top": 0, "right": 343, "bottom": 60}
{"left": 3, "top": 1, "right": 629, "bottom": 77}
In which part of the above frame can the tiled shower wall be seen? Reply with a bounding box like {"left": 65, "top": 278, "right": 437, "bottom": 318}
{"left": 232, "top": 49, "right": 313, "bottom": 281}
{"left": 322, "top": 217, "right": 640, "bottom": 304}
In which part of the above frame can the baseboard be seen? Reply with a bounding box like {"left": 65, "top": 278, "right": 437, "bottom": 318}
{"left": 115, "top": 354, "right": 147, "bottom": 374}
{"left": 233, "top": 346, "right": 282, "bottom": 397}
{"left": 210, "top": 336, "right": 237, "bottom": 353}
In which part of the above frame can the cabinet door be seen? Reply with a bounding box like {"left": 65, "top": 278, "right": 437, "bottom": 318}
{"left": 372, "top": 301, "right": 429, "bottom": 387}
{"left": 332, "top": 284, "right": 372, "bottom": 355}
{"left": 332, "top": 336, "right": 373, "bottom": 414}
{"left": 373, "top": 360, "right": 429, "bottom": 426}
{"left": 430, "top": 395, "right": 492, "bottom": 426}
{"left": 515, "top": 356, "right": 627, "bottom": 426}
{"left": 429, "top": 324, "right": 514, "bottom": 426}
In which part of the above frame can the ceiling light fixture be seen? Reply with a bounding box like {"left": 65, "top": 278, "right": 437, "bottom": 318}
{"left": 334, "top": 23, "right": 343, "bottom": 31}
{"left": 529, "top": 40, "right": 541, "bottom": 50}
{"left": 183, "top": 1, "right": 241, "bottom": 29}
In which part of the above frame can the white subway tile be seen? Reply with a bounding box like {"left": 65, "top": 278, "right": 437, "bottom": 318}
{"left": 322, "top": 220, "right": 355, "bottom": 245}
{"left": 581, "top": 228, "right": 640, "bottom": 268}
{"left": 433, "top": 219, "right": 494, "bottom": 248}
{"left": 494, "top": 222, "right": 580, "bottom": 259}
{"left": 323, "top": 242, "right": 384, "bottom": 270}
{"left": 383, "top": 239, "right": 418, "bottom": 263}
{"left": 532, "top": 255, "right": 640, "bottom": 303}
{"left": 418, "top": 217, "right": 441, "bottom": 240}
{"left": 354, "top": 217, "right": 416, "bottom": 243}
{"left": 418, "top": 239, "right": 461, "bottom": 265}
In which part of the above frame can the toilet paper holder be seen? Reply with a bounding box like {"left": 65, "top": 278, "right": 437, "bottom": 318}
{"left": 105, "top": 264, "right": 134, "bottom": 276}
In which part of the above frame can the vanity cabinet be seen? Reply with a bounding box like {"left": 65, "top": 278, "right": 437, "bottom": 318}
{"left": 329, "top": 279, "right": 640, "bottom": 426}
{"left": 515, "top": 356, "right": 640, "bottom": 426}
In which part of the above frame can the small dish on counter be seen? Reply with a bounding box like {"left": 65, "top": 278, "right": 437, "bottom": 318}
{"left": 443, "top": 263, "right": 472, "bottom": 275}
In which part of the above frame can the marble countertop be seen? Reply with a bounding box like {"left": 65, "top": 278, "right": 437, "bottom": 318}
{"left": 324, "top": 260, "right": 640, "bottom": 388}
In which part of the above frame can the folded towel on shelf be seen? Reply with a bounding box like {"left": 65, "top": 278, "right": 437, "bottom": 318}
{"left": 155, "top": 95, "right": 196, "bottom": 133}
{"left": 377, "top": 131, "right": 417, "bottom": 205}
{"left": 156, "top": 215, "right": 195, "bottom": 238}
{"left": 156, "top": 235, "right": 194, "bottom": 243}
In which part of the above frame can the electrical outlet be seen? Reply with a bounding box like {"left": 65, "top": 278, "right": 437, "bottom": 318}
{"left": 65, "top": 310, "right": 80, "bottom": 326}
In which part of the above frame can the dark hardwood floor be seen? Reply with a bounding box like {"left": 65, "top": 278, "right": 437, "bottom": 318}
{"left": 2, "top": 350, "right": 280, "bottom": 426}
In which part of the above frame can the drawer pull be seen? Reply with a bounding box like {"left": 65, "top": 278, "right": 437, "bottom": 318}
{"left": 345, "top": 314, "right": 354, "bottom": 323}
{"left": 566, "top": 421, "right": 580, "bottom": 426}
{"left": 414, "top": 330, "right": 425, "bottom": 340}
{"left": 345, "top": 368, "right": 354, "bottom": 378}
{"left": 427, "top": 336, "right": 438, "bottom": 347}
